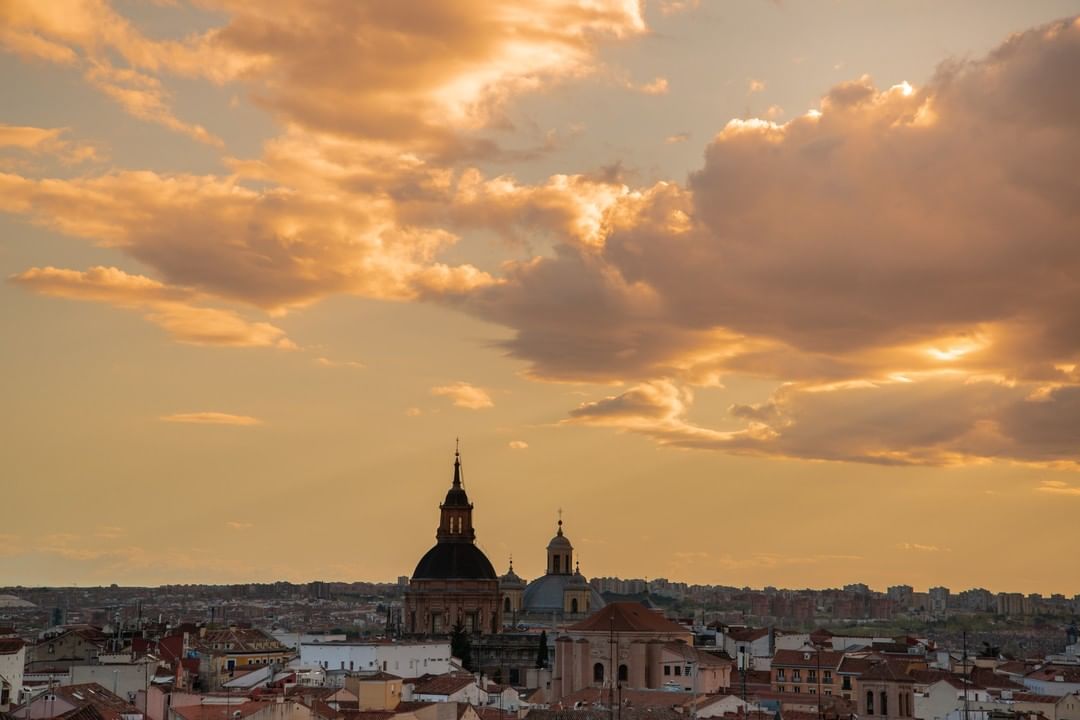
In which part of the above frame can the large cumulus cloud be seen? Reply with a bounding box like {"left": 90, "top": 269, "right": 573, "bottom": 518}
{"left": 456, "top": 17, "right": 1080, "bottom": 465}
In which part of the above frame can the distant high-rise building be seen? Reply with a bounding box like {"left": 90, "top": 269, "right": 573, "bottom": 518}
{"left": 929, "top": 587, "right": 950, "bottom": 616}
{"left": 887, "top": 585, "right": 914, "bottom": 608}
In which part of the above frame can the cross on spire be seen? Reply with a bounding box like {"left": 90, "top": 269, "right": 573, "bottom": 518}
{"left": 452, "top": 438, "right": 462, "bottom": 487}
{"left": 557, "top": 507, "right": 563, "bottom": 536}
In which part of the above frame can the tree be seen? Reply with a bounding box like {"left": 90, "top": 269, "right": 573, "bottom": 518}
{"left": 451, "top": 621, "right": 473, "bottom": 671}
{"left": 536, "top": 630, "right": 549, "bottom": 668}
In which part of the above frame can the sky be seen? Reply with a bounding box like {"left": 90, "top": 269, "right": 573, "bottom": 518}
{"left": 2, "top": 0, "right": 1080, "bottom": 594}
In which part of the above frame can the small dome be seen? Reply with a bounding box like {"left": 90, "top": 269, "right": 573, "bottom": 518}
{"left": 523, "top": 574, "right": 604, "bottom": 612}
{"left": 413, "top": 542, "right": 497, "bottom": 580}
{"left": 547, "top": 533, "right": 572, "bottom": 550}
{"left": 568, "top": 569, "right": 589, "bottom": 589}
{"left": 500, "top": 560, "right": 526, "bottom": 588}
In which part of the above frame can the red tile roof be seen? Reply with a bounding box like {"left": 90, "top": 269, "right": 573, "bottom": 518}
{"left": 773, "top": 649, "right": 844, "bottom": 670}
{"left": 0, "top": 638, "right": 25, "bottom": 654}
{"left": 567, "top": 603, "right": 689, "bottom": 634}
{"left": 171, "top": 701, "right": 267, "bottom": 720}
{"left": 411, "top": 674, "right": 478, "bottom": 697}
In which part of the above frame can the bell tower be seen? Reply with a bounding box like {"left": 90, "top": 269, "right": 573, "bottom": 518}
{"left": 436, "top": 444, "right": 474, "bottom": 542}
{"left": 546, "top": 511, "right": 573, "bottom": 575}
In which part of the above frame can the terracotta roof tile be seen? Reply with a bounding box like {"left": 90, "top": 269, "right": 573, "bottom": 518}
{"left": 566, "top": 603, "right": 689, "bottom": 634}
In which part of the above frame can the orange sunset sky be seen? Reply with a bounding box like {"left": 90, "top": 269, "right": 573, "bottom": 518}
{"left": 2, "top": 0, "right": 1080, "bottom": 593}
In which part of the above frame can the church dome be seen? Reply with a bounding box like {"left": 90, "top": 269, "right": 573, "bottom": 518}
{"left": 547, "top": 533, "right": 572, "bottom": 550}
{"left": 500, "top": 560, "right": 526, "bottom": 588}
{"left": 568, "top": 567, "right": 589, "bottom": 589}
{"left": 522, "top": 574, "right": 605, "bottom": 612}
{"left": 413, "top": 542, "right": 497, "bottom": 580}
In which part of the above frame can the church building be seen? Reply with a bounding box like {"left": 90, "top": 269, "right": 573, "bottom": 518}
{"left": 404, "top": 449, "right": 502, "bottom": 635}
{"left": 514, "top": 516, "right": 605, "bottom": 623}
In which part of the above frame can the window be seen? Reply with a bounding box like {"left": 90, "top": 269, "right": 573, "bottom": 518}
{"left": 594, "top": 663, "right": 605, "bottom": 683}
{"left": 571, "top": 599, "right": 579, "bottom": 613}
{"left": 825, "top": 690, "right": 832, "bottom": 697}
{"left": 778, "top": 686, "right": 785, "bottom": 694}
{"left": 619, "top": 665, "right": 628, "bottom": 683}
{"left": 866, "top": 691, "right": 874, "bottom": 715}
{"left": 824, "top": 671, "right": 832, "bottom": 683}
{"left": 674, "top": 666, "right": 682, "bottom": 676}
{"left": 794, "top": 687, "right": 800, "bottom": 694}
{"left": 880, "top": 691, "right": 888, "bottom": 717}
{"left": 810, "top": 689, "right": 816, "bottom": 695}
{"left": 349, "top": 661, "right": 354, "bottom": 670}
{"left": 809, "top": 670, "right": 817, "bottom": 682}
{"left": 504, "top": 597, "right": 511, "bottom": 612}
{"left": 777, "top": 669, "right": 786, "bottom": 680}
{"left": 843, "top": 677, "right": 852, "bottom": 690}
{"left": 664, "top": 666, "right": 671, "bottom": 676}
{"left": 793, "top": 670, "right": 801, "bottom": 681}
{"left": 554, "top": 556, "right": 561, "bottom": 573}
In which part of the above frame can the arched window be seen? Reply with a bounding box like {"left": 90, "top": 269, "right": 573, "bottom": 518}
{"left": 553, "top": 556, "right": 561, "bottom": 573}
{"left": 866, "top": 691, "right": 874, "bottom": 715}
{"left": 504, "top": 596, "right": 511, "bottom": 612}
{"left": 594, "top": 663, "right": 605, "bottom": 683}
{"left": 619, "top": 665, "right": 628, "bottom": 683}
{"left": 571, "top": 598, "right": 579, "bottom": 613}
{"left": 881, "top": 691, "right": 888, "bottom": 717}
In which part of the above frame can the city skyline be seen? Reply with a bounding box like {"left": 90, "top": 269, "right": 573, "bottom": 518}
{"left": 3, "top": 1, "right": 1080, "bottom": 591}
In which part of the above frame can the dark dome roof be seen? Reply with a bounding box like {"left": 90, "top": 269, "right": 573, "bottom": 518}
{"left": 413, "top": 542, "right": 497, "bottom": 580}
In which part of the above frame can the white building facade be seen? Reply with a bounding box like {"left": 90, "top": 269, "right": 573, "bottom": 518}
{"left": 299, "top": 641, "right": 452, "bottom": 678}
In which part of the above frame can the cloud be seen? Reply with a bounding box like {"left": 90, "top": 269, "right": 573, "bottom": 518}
{"left": 0, "top": 173, "right": 495, "bottom": 311}
{"left": 665, "top": 132, "right": 690, "bottom": 144}
{"left": 314, "top": 357, "right": 365, "bottom": 369}
{"left": 897, "top": 543, "right": 950, "bottom": 552}
{"left": 226, "top": 521, "right": 254, "bottom": 529}
{"left": 747, "top": 78, "right": 766, "bottom": 93}
{"left": 405, "top": 407, "right": 423, "bottom": 417}
{"left": 160, "top": 412, "right": 263, "bottom": 426}
{"left": 0, "top": 124, "right": 98, "bottom": 164}
{"left": 10, "top": 266, "right": 295, "bottom": 349}
{"left": 1037, "top": 479, "right": 1080, "bottom": 496}
{"left": 1, "top": 0, "right": 646, "bottom": 155}
{"left": 83, "top": 62, "right": 223, "bottom": 147}
{"left": 764, "top": 104, "right": 784, "bottom": 120}
{"left": 433, "top": 18, "right": 1080, "bottom": 465}
{"left": 431, "top": 382, "right": 495, "bottom": 409}
{"left": 0, "top": 1, "right": 227, "bottom": 145}
{"left": 508, "top": 440, "right": 529, "bottom": 449}
{"left": 567, "top": 379, "right": 772, "bottom": 447}
{"left": 565, "top": 375, "right": 1080, "bottom": 466}
{"left": 636, "top": 77, "right": 669, "bottom": 95}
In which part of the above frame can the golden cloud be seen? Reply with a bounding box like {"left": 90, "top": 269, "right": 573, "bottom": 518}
{"left": 431, "top": 382, "right": 495, "bottom": 410}
{"left": 10, "top": 266, "right": 295, "bottom": 349}
{"left": 0, "top": 124, "right": 98, "bottom": 165}
{"left": 1, "top": 0, "right": 646, "bottom": 153}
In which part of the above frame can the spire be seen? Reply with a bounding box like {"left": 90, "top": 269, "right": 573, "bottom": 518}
{"left": 557, "top": 507, "right": 563, "bottom": 536}
{"left": 452, "top": 438, "right": 462, "bottom": 488}
{"left": 509, "top": 554, "right": 514, "bottom": 572}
